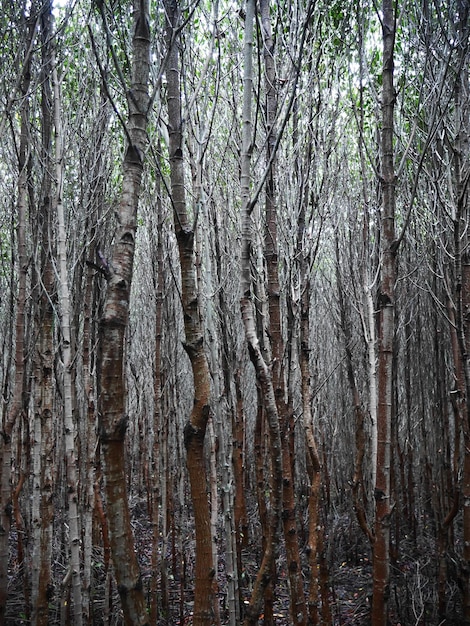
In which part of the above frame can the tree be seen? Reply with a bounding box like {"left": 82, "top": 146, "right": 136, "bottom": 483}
{"left": 0, "top": 4, "right": 36, "bottom": 622}
{"left": 96, "top": 1, "right": 151, "bottom": 623}
{"left": 239, "top": 2, "right": 284, "bottom": 623}
{"left": 258, "top": 1, "right": 308, "bottom": 623}
{"left": 53, "top": 50, "right": 84, "bottom": 623}
{"left": 371, "top": 0, "right": 397, "bottom": 621}
{"left": 3, "top": 1, "right": 470, "bottom": 624}
{"left": 163, "top": 1, "right": 217, "bottom": 623}
{"left": 30, "top": 5, "right": 58, "bottom": 624}
{"left": 450, "top": 1, "right": 470, "bottom": 617}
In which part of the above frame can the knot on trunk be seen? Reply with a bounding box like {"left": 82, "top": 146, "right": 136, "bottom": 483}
{"left": 99, "top": 414, "right": 129, "bottom": 442}
{"left": 183, "top": 421, "right": 204, "bottom": 449}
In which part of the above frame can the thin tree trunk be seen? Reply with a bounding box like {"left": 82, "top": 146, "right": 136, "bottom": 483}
{"left": 335, "top": 240, "right": 374, "bottom": 546}
{"left": 355, "top": 3, "right": 378, "bottom": 496}
{"left": 79, "top": 98, "right": 108, "bottom": 626}
{"left": 0, "top": 7, "right": 36, "bottom": 623}
{"left": 164, "top": 2, "right": 216, "bottom": 623}
{"left": 240, "top": 3, "right": 283, "bottom": 624}
{"left": 31, "top": 11, "right": 56, "bottom": 625}
{"left": 300, "top": 346, "right": 323, "bottom": 625}
{"left": 97, "top": 2, "right": 150, "bottom": 624}
{"left": 149, "top": 190, "right": 164, "bottom": 625}
{"left": 233, "top": 368, "right": 249, "bottom": 554}
{"left": 259, "top": 0, "right": 307, "bottom": 621}
{"left": 439, "top": 299, "right": 462, "bottom": 619}
{"left": 452, "top": 5, "right": 470, "bottom": 617}
{"left": 297, "top": 190, "right": 325, "bottom": 625}
{"left": 31, "top": 242, "right": 55, "bottom": 626}
{"left": 371, "top": 0, "right": 397, "bottom": 622}
{"left": 212, "top": 200, "right": 245, "bottom": 621}
{"left": 365, "top": 284, "right": 378, "bottom": 492}
{"left": 208, "top": 202, "right": 241, "bottom": 626}
{"left": 254, "top": 399, "right": 275, "bottom": 625}
{"left": 82, "top": 257, "right": 98, "bottom": 626}
{"left": 53, "top": 59, "right": 84, "bottom": 624}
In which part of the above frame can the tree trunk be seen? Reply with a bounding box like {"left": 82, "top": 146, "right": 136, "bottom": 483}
{"left": 53, "top": 58, "right": 84, "bottom": 624}
{"left": 97, "top": 2, "right": 150, "bottom": 624}
{"left": 31, "top": 217, "right": 55, "bottom": 626}
{"left": 335, "top": 240, "right": 374, "bottom": 546}
{"left": 259, "top": 1, "right": 307, "bottom": 622}
{"left": 164, "top": 2, "right": 216, "bottom": 623}
{"left": 371, "top": 0, "right": 397, "bottom": 622}
{"left": 208, "top": 200, "right": 241, "bottom": 626}
{"left": 148, "top": 186, "right": 164, "bottom": 625}
{"left": 297, "top": 170, "right": 325, "bottom": 625}
{"left": 240, "top": 3, "right": 283, "bottom": 624}
{"left": 452, "top": 5, "right": 470, "bottom": 618}
{"left": 300, "top": 334, "right": 323, "bottom": 624}
{"left": 31, "top": 6, "right": 55, "bottom": 625}
{"left": 0, "top": 7, "right": 35, "bottom": 623}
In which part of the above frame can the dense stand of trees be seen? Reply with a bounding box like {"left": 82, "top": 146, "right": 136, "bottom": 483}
{"left": 0, "top": 0, "right": 469, "bottom": 624}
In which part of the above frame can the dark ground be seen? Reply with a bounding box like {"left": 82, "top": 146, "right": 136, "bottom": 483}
{"left": 4, "top": 505, "right": 466, "bottom": 625}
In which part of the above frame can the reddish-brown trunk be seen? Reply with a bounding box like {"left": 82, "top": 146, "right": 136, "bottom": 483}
{"left": 97, "top": 3, "right": 150, "bottom": 624}
{"left": 94, "top": 478, "right": 110, "bottom": 571}
{"left": 301, "top": 331, "right": 325, "bottom": 625}
{"left": 164, "top": 3, "right": 216, "bottom": 622}
{"left": 253, "top": 398, "right": 273, "bottom": 624}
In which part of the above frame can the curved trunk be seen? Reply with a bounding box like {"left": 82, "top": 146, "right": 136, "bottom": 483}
{"left": 97, "top": 2, "right": 151, "bottom": 624}
{"left": 164, "top": 2, "right": 216, "bottom": 623}
{"left": 240, "top": 3, "right": 283, "bottom": 624}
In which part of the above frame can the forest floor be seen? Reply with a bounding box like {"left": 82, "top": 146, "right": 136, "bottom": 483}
{"left": 4, "top": 504, "right": 466, "bottom": 625}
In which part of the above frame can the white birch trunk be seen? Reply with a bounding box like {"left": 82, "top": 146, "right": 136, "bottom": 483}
{"left": 204, "top": 222, "right": 240, "bottom": 625}
{"left": 31, "top": 392, "right": 42, "bottom": 619}
{"left": 53, "top": 62, "right": 83, "bottom": 625}
{"left": 365, "top": 283, "right": 378, "bottom": 492}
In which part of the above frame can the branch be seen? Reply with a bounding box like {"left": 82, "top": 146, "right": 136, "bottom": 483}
{"left": 87, "top": 24, "right": 133, "bottom": 148}
{"left": 248, "top": 0, "right": 316, "bottom": 215}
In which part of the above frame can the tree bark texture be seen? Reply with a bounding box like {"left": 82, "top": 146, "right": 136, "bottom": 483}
{"left": 0, "top": 7, "right": 36, "bottom": 622}
{"left": 164, "top": 1, "right": 216, "bottom": 623}
{"left": 372, "top": 0, "right": 396, "bottom": 623}
{"left": 335, "top": 241, "right": 374, "bottom": 545}
{"left": 240, "top": 2, "right": 283, "bottom": 624}
{"left": 453, "top": 4, "right": 470, "bottom": 618}
{"left": 53, "top": 58, "right": 84, "bottom": 623}
{"left": 31, "top": 6, "right": 56, "bottom": 625}
{"left": 97, "top": 2, "right": 150, "bottom": 624}
{"left": 300, "top": 330, "right": 323, "bottom": 625}
{"left": 259, "top": 1, "right": 307, "bottom": 623}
